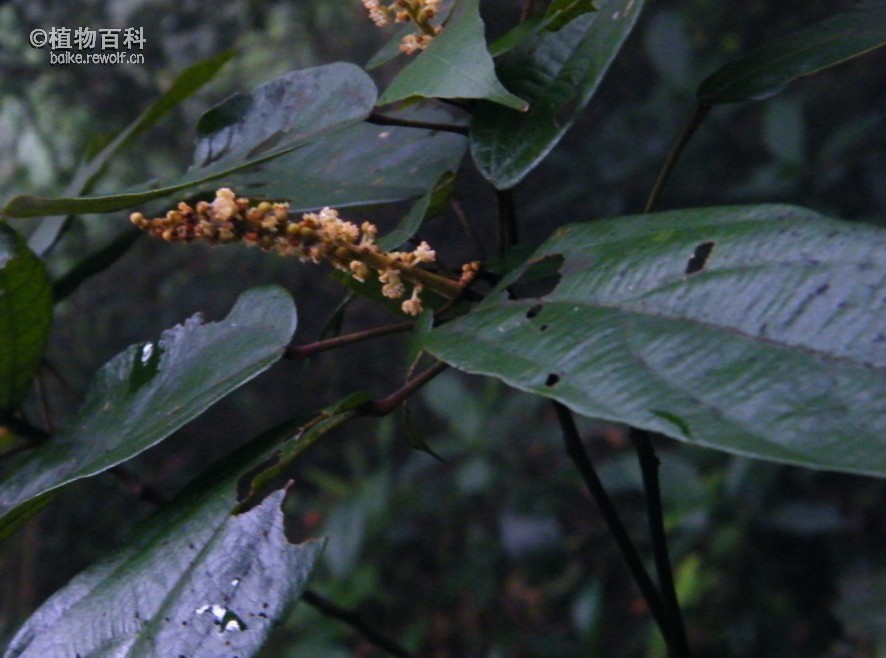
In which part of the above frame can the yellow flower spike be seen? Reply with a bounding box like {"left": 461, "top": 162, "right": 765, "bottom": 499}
{"left": 131, "top": 188, "right": 466, "bottom": 307}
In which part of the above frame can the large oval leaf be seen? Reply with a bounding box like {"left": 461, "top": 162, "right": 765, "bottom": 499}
{"left": 697, "top": 4, "right": 886, "bottom": 104}
{"left": 425, "top": 206, "right": 886, "bottom": 477}
{"left": 0, "top": 224, "right": 52, "bottom": 412}
{"left": 224, "top": 109, "right": 467, "bottom": 210}
{"left": 3, "top": 63, "right": 379, "bottom": 219}
{"left": 3, "top": 422, "right": 324, "bottom": 658}
{"left": 0, "top": 286, "right": 297, "bottom": 528}
{"left": 377, "top": 0, "right": 527, "bottom": 110}
{"left": 470, "top": 0, "right": 645, "bottom": 190}
{"left": 193, "top": 62, "right": 377, "bottom": 168}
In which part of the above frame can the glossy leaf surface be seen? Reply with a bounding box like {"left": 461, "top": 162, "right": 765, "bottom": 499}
{"left": 0, "top": 286, "right": 297, "bottom": 527}
{"left": 4, "top": 64, "right": 379, "bottom": 218}
{"left": 426, "top": 206, "right": 886, "bottom": 476}
{"left": 470, "top": 0, "right": 645, "bottom": 189}
{"left": 377, "top": 0, "right": 527, "bottom": 110}
{"left": 4, "top": 451, "right": 323, "bottom": 658}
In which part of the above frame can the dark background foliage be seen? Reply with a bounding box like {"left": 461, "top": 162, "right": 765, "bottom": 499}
{"left": 1, "top": 1, "right": 884, "bottom": 656}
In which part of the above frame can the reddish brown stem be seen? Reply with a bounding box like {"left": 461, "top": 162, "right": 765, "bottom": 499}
{"left": 285, "top": 322, "right": 414, "bottom": 360}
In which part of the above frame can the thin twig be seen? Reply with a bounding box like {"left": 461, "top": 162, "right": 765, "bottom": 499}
{"left": 367, "top": 112, "right": 469, "bottom": 136}
{"left": 285, "top": 322, "right": 414, "bottom": 360}
{"left": 552, "top": 402, "right": 672, "bottom": 647}
{"left": 631, "top": 429, "right": 692, "bottom": 658}
{"left": 368, "top": 361, "right": 448, "bottom": 416}
{"left": 301, "top": 589, "right": 417, "bottom": 658}
{"left": 644, "top": 104, "right": 711, "bottom": 213}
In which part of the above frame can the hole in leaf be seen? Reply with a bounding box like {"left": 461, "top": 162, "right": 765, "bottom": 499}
{"left": 545, "top": 373, "right": 560, "bottom": 387}
{"left": 539, "top": 324, "right": 549, "bottom": 332}
{"left": 509, "top": 254, "right": 564, "bottom": 299}
{"left": 526, "top": 304, "right": 543, "bottom": 319}
{"left": 685, "top": 241, "right": 715, "bottom": 275}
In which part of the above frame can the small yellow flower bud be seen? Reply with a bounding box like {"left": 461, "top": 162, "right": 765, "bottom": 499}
{"left": 349, "top": 260, "right": 371, "bottom": 282}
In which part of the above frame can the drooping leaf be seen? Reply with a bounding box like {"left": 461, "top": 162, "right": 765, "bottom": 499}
{"left": 24, "top": 50, "right": 237, "bottom": 255}
{"left": 226, "top": 109, "right": 466, "bottom": 210}
{"left": 377, "top": 0, "right": 528, "bottom": 110}
{"left": 193, "top": 62, "right": 377, "bottom": 168}
{"left": 0, "top": 286, "right": 297, "bottom": 529}
{"left": 3, "top": 420, "right": 324, "bottom": 658}
{"left": 470, "top": 0, "right": 646, "bottom": 190}
{"left": 3, "top": 63, "right": 379, "bottom": 219}
{"left": 0, "top": 224, "right": 52, "bottom": 412}
{"left": 3, "top": 78, "right": 466, "bottom": 219}
{"left": 426, "top": 205, "right": 886, "bottom": 477}
{"left": 697, "top": 4, "right": 886, "bottom": 104}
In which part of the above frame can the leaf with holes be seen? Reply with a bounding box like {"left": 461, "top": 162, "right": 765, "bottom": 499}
{"left": 377, "top": 0, "right": 527, "bottom": 110}
{"left": 470, "top": 0, "right": 645, "bottom": 190}
{"left": 3, "top": 420, "right": 324, "bottom": 658}
{"left": 426, "top": 205, "right": 886, "bottom": 477}
{"left": 698, "top": 4, "right": 886, "bottom": 104}
{"left": 0, "top": 286, "right": 297, "bottom": 533}
{"left": 0, "top": 224, "right": 52, "bottom": 412}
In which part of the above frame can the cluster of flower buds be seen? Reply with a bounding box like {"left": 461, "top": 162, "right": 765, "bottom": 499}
{"left": 361, "top": 0, "right": 443, "bottom": 54}
{"left": 130, "top": 188, "right": 461, "bottom": 316}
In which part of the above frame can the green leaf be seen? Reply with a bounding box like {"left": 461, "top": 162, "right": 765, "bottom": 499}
{"left": 377, "top": 0, "right": 528, "bottom": 110}
{"left": 0, "top": 286, "right": 297, "bottom": 528}
{"left": 24, "top": 50, "right": 237, "bottom": 255}
{"left": 193, "top": 62, "right": 377, "bottom": 168}
{"left": 426, "top": 205, "right": 886, "bottom": 477}
{"left": 0, "top": 224, "right": 52, "bottom": 411}
{"left": 2, "top": 73, "right": 466, "bottom": 219}
{"left": 697, "top": 5, "right": 886, "bottom": 104}
{"left": 3, "top": 422, "right": 324, "bottom": 658}
{"left": 226, "top": 110, "right": 466, "bottom": 211}
{"left": 3, "top": 63, "right": 379, "bottom": 219}
{"left": 470, "top": 0, "right": 646, "bottom": 190}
